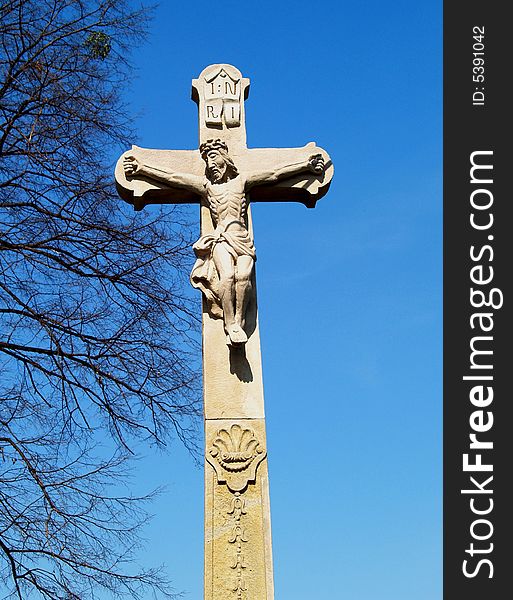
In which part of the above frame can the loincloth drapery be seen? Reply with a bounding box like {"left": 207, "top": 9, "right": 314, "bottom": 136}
{"left": 190, "top": 220, "right": 256, "bottom": 318}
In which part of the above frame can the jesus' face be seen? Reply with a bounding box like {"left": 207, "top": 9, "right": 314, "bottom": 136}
{"left": 205, "top": 150, "right": 228, "bottom": 183}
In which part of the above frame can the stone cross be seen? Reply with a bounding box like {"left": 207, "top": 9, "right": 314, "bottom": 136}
{"left": 115, "top": 64, "right": 333, "bottom": 600}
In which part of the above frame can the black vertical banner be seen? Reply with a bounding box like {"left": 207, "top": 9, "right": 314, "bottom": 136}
{"left": 444, "top": 3, "right": 511, "bottom": 599}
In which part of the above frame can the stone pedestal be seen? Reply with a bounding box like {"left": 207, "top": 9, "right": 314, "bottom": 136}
{"left": 202, "top": 202, "right": 274, "bottom": 600}
{"left": 204, "top": 419, "right": 273, "bottom": 600}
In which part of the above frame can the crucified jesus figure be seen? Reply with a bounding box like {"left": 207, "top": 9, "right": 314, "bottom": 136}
{"left": 123, "top": 138, "right": 325, "bottom": 346}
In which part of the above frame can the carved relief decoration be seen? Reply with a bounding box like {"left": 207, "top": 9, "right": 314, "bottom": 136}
{"left": 206, "top": 424, "right": 266, "bottom": 492}
{"left": 228, "top": 492, "right": 248, "bottom": 599}
{"left": 203, "top": 66, "right": 241, "bottom": 128}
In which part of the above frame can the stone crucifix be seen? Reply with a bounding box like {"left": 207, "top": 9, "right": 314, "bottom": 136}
{"left": 115, "top": 64, "right": 333, "bottom": 600}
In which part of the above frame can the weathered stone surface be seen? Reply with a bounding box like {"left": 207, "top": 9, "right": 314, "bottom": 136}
{"left": 205, "top": 419, "right": 273, "bottom": 600}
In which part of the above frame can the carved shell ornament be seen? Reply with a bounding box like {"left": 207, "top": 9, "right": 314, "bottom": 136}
{"left": 206, "top": 424, "right": 266, "bottom": 492}
{"left": 211, "top": 425, "right": 263, "bottom": 471}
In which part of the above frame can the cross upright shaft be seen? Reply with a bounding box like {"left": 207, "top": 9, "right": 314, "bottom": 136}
{"left": 115, "top": 64, "right": 333, "bottom": 600}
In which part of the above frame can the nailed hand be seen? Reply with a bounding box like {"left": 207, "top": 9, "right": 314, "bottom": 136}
{"left": 123, "top": 154, "right": 140, "bottom": 177}
{"left": 308, "top": 154, "right": 325, "bottom": 175}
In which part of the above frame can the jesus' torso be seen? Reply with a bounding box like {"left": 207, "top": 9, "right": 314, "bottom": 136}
{"left": 204, "top": 176, "right": 248, "bottom": 229}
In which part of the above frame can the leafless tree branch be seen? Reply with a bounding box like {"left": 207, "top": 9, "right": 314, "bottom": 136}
{"left": 1, "top": 1, "right": 200, "bottom": 597}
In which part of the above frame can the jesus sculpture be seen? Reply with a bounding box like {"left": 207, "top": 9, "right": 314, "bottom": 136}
{"left": 123, "top": 138, "right": 325, "bottom": 346}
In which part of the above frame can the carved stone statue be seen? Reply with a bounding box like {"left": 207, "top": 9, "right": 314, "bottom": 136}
{"left": 123, "top": 138, "right": 325, "bottom": 346}
{"left": 116, "top": 65, "right": 334, "bottom": 600}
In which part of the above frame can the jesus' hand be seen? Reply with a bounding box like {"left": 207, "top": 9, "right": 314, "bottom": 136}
{"left": 123, "top": 154, "right": 141, "bottom": 177}
{"left": 308, "top": 154, "right": 325, "bottom": 175}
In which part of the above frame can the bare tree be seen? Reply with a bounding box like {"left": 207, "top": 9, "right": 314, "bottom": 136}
{"left": 0, "top": 1, "right": 201, "bottom": 597}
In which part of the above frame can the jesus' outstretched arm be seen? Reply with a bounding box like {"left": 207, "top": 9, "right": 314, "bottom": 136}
{"left": 123, "top": 154, "right": 205, "bottom": 195}
{"left": 244, "top": 154, "right": 325, "bottom": 189}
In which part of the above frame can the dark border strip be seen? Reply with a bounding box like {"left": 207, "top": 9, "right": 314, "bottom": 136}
{"left": 444, "top": 3, "right": 511, "bottom": 598}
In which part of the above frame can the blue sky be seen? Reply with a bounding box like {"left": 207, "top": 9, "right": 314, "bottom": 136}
{"left": 120, "top": 1, "right": 442, "bottom": 598}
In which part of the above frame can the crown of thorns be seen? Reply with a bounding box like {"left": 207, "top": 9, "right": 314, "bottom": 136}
{"left": 200, "top": 139, "right": 229, "bottom": 159}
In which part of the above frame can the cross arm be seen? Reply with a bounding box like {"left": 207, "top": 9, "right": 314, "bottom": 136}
{"left": 245, "top": 156, "right": 320, "bottom": 189}
{"left": 124, "top": 156, "right": 204, "bottom": 195}
{"left": 236, "top": 142, "right": 334, "bottom": 209}
{"left": 115, "top": 145, "right": 205, "bottom": 211}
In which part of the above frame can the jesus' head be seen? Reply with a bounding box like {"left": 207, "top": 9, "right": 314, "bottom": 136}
{"left": 200, "top": 139, "right": 239, "bottom": 184}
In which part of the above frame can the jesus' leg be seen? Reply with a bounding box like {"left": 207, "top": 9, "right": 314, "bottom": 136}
{"left": 212, "top": 244, "right": 247, "bottom": 345}
{"left": 235, "top": 255, "right": 254, "bottom": 333}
